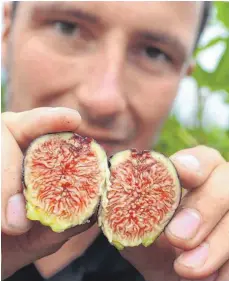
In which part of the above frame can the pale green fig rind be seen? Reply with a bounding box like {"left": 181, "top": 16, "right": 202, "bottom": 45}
{"left": 111, "top": 231, "right": 160, "bottom": 250}
{"left": 112, "top": 240, "right": 125, "bottom": 251}
{"left": 142, "top": 232, "right": 161, "bottom": 247}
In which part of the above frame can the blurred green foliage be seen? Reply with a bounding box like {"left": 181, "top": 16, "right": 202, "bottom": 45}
{"left": 193, "top": 2, "right": 229, "bottom": 95}
{"left": 155, "top": 1, "right": 229, "bottom": 160}
{"left": 155, "top": 115, "right": 229, "bottom": 160}
{"left": 216, "top": 1, "right": 229, "bottom": 29}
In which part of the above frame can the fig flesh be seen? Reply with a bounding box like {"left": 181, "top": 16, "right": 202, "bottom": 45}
{"left": 23, "top": 132, "right": 109, "bottom": 233}
{"left": 98, "top": 149, "right": 181, "bottom": 250}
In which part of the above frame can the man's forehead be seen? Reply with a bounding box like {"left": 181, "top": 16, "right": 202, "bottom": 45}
{"left": 25, "top": 1, "right": 202, "bottom": 25}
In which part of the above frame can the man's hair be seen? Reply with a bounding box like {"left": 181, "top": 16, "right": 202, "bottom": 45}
{"left": 197, "top": 2, "right": 212, "bottom": 44}
{"left": 12, "top": 1, "right": 211, "bottom": 48}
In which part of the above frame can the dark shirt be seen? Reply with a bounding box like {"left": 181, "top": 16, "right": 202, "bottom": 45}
{"left": 5, "top": 233, "right": 145, "bottom": 281}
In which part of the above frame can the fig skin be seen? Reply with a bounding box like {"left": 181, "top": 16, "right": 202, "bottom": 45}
{"left": 98, "top": 149, "right": 182, "bottom": 250}
{"left": 23, "top": 132, "right": 109, "bottom": 233}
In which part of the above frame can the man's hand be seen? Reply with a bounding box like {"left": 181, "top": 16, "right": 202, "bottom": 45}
{"left": 121, "top": 146, "right": 229, "bottom": 281}
{"left": 1, "top": 107, "right": 94, "bottom": 279}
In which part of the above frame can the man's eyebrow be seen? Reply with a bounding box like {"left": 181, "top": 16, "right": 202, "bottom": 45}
{"left": 31, "top": 3, "right": 101, "bottom": 24}
{"left": 139, "top": 31, "right": 188, "bottom": 62}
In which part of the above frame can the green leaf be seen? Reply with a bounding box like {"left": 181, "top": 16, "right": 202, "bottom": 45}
{"left": 155, "top": 116, "right": 229, "bottom": 161}
{"left": 194, "top": 36, "right": 226, "bottom": 57}
{"left": 213, "top": 36, "right": 229, "bottom": 87}
{"left": 214, "top": 2, "right": 229, "bottom": 29}
{"left": 192, "top": 36, "right": 229, "bottom": 93}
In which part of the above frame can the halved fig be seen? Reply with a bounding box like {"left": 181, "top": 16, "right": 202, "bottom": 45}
{"left": 23, "top": 132, "right": 109, "bottom": 233}
{"left": 98, "top": 149, "right": 181, "bottom": 250}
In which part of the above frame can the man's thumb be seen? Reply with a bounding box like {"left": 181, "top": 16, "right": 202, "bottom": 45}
{"left": 6, "top": 193, "right": 32, "bottom": 235}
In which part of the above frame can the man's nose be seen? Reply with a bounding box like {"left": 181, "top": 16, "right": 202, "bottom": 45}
{"left": 77, "top": 39, "right": 127, "bottom": 122}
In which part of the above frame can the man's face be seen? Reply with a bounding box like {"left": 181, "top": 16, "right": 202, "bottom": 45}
{"left": 2, "top": 2, "right": 201, "bottom": 156}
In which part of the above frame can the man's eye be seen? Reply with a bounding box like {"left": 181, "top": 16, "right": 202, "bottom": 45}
{"left": 54, "top": 21, "right": 79, "bottom": 36}
{"left": 144, "top": 46, "right": 170, "bottom": 62}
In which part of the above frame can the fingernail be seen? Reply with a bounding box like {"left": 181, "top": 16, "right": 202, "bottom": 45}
{"left": 181, "top": 272, "right": 218, "bottom": 281}
{"left": 7, "top": 193, "right": 31, "bottom": 230}
{"left": 177, "top": 242, "right": 209, "bottom": 268}
{"left": 171, "top": 154, "right": 200, "bottom": 172}
{"left": 167, "top": 208, "right": 201, "bottom": 239}
{"left": 47, "top": 107, "right": 80, "bottom": 116}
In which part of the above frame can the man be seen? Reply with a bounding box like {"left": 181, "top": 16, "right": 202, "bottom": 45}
{"left": 1, "top": 2, "right": 229, "bottom": 281}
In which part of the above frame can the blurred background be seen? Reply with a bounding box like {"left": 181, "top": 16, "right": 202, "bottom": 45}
{"left": 1, "top": 1, "right": 229, "bottom": 159}
{"left": 155, "top": 1, "right": 229, "bottom": 160}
